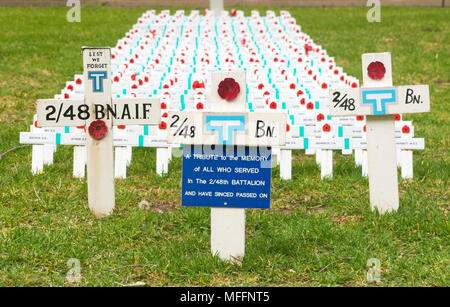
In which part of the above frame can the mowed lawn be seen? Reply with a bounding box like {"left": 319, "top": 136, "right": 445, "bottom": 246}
{"left": 0, "top": 6, "right": 448, "bottom": 287}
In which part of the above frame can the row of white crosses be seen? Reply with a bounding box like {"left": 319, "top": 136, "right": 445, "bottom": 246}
{"left": 21, "top": 10, "right": 425, "bottom": 186}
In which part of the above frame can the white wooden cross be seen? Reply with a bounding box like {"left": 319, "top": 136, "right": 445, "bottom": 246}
{"left": 167, "top": 71, "right": 286, "bottom": 261}
{"left": 329, "top": 52, "right": 430, "bottom": 213}
{"left": 210, "top": 0, "right": 224, "bottom": 16}
{"left": 34, "top": 47, "right": 160, "bottom": 218}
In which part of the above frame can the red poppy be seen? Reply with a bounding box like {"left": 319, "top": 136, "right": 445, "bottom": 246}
{"left": 351, "top": 82, "right": 358, "bottom": 88}
{"left": 402, "top": 125, "right": 410, "bottom": 134}
{"left": 117, "top": 125, "right": 126, "bottom": 130}
{"left": 317, "top": 113, "right": 325, "bottom": 121}
{"left": 321, "top": 83, "right": 328, "bottom": 89}
{"left": 367, "top": 61, "right": 386, "bottom": 80}
{"left": 196, "top": 102, "right": 204, "bottom": 110}
{"left": 162, "top": 112, "right": 168, "bottom": 118}
{"left": 363, "top": 125, "right": 367, "bottom": 132}
{"left": 113, "top": 76, "right": 120, "bottom": 82}
{"left": 230, "top": 9, "right": 237, "bottom": 17}
{"left": 300, "top": 98, "right": 306, "bottom": 105}
{"left": 218, "top": 78, "right": 240, "bottom": 101}
{"left": 286, "top": 124, "right": 290, "bottom": 132}
{"left": 258, "top": 83, "right": 264, "bottom": 90}
{"left": 269, "top": 102, "right": 277, "bottom": 109}
{"left": 394, "top": 114, "right": 401, "bottom": 121}
{"left": 159, "top": 121, "right": 167, "bottom": 130}
{"left": 290, "top": 83, "right": 296, "bottom": 90}
{"left": 306, "top": 102, "right": 314, "bottom": 110}
{"left": 64, "top": 93, "right": 70, "bottom": 99}
{"left": 322, "top": 123, "right": 331, "bottom": 132}
{"left": 192, "top": 80, "right": 205, "bottom": 90}
{"left": 161, "top": 102, "right": 167, "bottom": 109}
{"left": 297, "top": 90, "right": 304, "bottom": 97}
{"left": 67, "top": 85, "right": 74, "bottom": 91}
{"left": 356, "top": 115, "right": 365, "bottom": 121}
{"left": 75, "top": 78, "right": 82, "bottom": 85}
{"left": 88, "top": 120, "right": 108, "bottom": 140}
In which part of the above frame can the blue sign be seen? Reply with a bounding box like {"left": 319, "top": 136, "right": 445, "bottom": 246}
{"left": 362, "top": 89, "right": 396, "bottom": 115}
{"left": 181, "top": 146, "right": 272, "bottom": 209}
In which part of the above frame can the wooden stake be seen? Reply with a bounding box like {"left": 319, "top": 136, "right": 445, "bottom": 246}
{"left": 211, "top": 207, "right": 245, "bottom": 262}
{"left": 366, "top": 115, "right": 399, "bottom": 213}
{"left": 73, "top": 146, "right": 86, "bottom": 178}
{"left": 210, "top": 0, "right": 223, "bottom": 16}
{"left": 83, "top": 47, "right": 115, "bottom": 218}
{"left": 280, "top": 149, "right": 292, "bottom": 180}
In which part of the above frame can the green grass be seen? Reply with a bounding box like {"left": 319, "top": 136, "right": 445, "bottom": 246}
{"left": 0, "top": 6, "right": 448, "bottom": 287}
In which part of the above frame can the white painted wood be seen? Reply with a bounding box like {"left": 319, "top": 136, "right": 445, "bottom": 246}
{"left": 84, "top": 47, "right": 115, "bottom": 218}
{"left": 305, "top": 148, "right": 315, "bottom": 155}
{"left": 362, "top": 149, "right": 368, "bottom": 177}
{"left": 156, "top": 147, "right": 168, "bottom": 175}
{"left": 126, "top": 146, "right": 132, "bottom": 166}
{"left": 210, "top": 0, "right": 224, "bottom": 16}
{"left": 401, "top": 150, "right": 413, "bottom": 179}
{"left": 397, "top": 148, "right": 403, "bottom": 167}
{"left": 167, "top": 146, "right": 172, "bottom": 161}
{"left": 36, "top": 98, "right": 159, "bottom": 127}
{"left": 321, "top": 150, "right": 333, "bottom": 179}
{"left": 366, "top": 115, "right": 399, "bottom": 213}
{"left": 362, "top": 53, "right": 399, "bottom": 213}
{"left": 114, "top": 147, "right": 127, "bottom": 179}
{"left": 210, "top": 71, "right": 245, "bottom": 262}
{"left": 273, "top": 147, "right": 281, "bottom": 166}
{"left": 31, "top": 145, "right": 44, "bottom": 175}
{"left": 73, "top": 146, "right": 86, "bottom": 178}
{"left": 280, "top": 149, "right": 292, "bottom": 180}
{"left": 320, "top": 126, "right": 333, "bottom": 179}
{"left": 43, "top": 144, "right": 54, "bottom": 165}
{"left": 315, "top": 149, "right": 322, "bottom": 165}
{"left": 329, "top": 85, "right": 430, "bottom": 116}
{"left": 211, "top": 207, "right": 245, "bottom": 262}
{"left": 355, "top": 148, "right": 363, "bottom": 166}
{"left": 167, "top": 111, "right": 286, "bottom": 146}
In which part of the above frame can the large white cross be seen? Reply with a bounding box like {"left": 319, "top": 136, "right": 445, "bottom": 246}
{"left": 329, "top": 52, "right": 430, "bottom": 214}
{"left": 167, "top": 71, "right": 287, "bottom": 262}
{"left": 35, "top": 47, "right": 160, "bottom": 218}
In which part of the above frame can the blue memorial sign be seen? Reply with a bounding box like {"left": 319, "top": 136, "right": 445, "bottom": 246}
{"left": 181, "top": 146, "right": 272, "bottom": 208}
